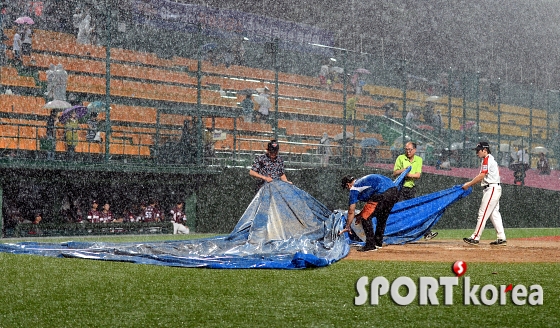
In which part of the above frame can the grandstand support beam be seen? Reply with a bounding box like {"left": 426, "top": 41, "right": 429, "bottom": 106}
{"left": 104, "top": 0, "right": 112, "bottom": 163}
{"left": 401, "top": 60, "right": 408, "bottom": 151}
{"left": 0, "top": 184, "right": 3, "bottom": 238}
{"left": 497, "top": 79, "right": 502, "bottom": 151}
{"left": 462, "top": 74, "right": 467, "bottom": 160}
{"left": 447, "top": 68, "right": 452, "bottom": 151}
{"left": 546, "top": 90, "right": 551, "bottom": 142}
{"left": 558, "top": 91, "right": 560, "bottom": 136}
{"left": 196, "top": 24, "right": 203, "bottom": 165}
{"left": 155, "top": 110, "right": 161, "bottom": 163}
{"left": 476, "top": 72, "right": 480, "bottom": 139}
{"left": 342, "top": 49, "right": 349, "bottom": 165}
{"left": 272, "top": 38, "right": 279, "bottom": 140}
{"left": 233, "top": 117, "right": 237, "bottom": 161}
{"left": 528, "top": 84, "right": 534, "bottom": 165}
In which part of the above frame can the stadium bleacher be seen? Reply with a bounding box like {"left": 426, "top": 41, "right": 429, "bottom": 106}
{"left": 1, "top": 26, "right": 557, "bottom": 166}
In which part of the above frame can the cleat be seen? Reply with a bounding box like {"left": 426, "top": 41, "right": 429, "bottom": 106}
{"left": 463, "top": 237, "right": 479, "bottom": 245}
{"left": 358, "top": 245, "right": 378, "bottom": 252}
{"left": 424, "top": 231, "right": 439, "bottom": 240}
{"left": 489, "top": 239, "right": 507, "bottom": 246}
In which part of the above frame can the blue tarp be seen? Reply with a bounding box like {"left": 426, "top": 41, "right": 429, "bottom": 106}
{"left": 345, "top": 185, "right": 472, "bottom": 245}
{"left": 0, "top": 181, "right": 349, "bottom": 269}
{"left": 0, "top": 170, "right": 471, "bottom": 269}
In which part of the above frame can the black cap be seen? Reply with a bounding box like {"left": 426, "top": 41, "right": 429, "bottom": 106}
{"left": 473, "top": 142, "right": 491, "bottom": 153}
{"left": 267, "top": 140, "right": 279, "bottom": 152}
{"left": 341, "top": 175, "right": 355, "bottom": 189}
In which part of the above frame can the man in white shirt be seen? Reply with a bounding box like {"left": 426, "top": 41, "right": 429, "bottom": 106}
{"left": 12, "top": 27, "right": 22, "bottom": 61}
{"left": 516, "top": 147, "right": 528, "bottom": 164}
{"left": 462, "top": 142, "right": 507, "bottom": 246}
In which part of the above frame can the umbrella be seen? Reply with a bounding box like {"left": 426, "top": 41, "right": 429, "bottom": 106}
{"left": 532, "top": 146, "right": 552, "bottom": 155}
{"left": 333, "top": 132, "right": 354, "bottom": 141}
{"left": 14, "top": 16, "right": 34, "bottom": 25}
{"left": 360, "top": 138, "right": 381, "bottom": 148}
{"left": 330, "top": 66, "right": 344, "bottom": 74}
{"left": 460, "top": 121, "right": 476, "bottom": 131}
{"left": 43, "top": 100, "right": 72, "bottom": 109}
{"left": 391, "top": 135, "right": 411, "bottom": 149}
{"left": 450, "top": 142, "right": 463, "bottom": 151}
{"left": 59, "top": 106, "right": 89, "bottom": 124}
{"left": 355, "top": 68, "right": 371, "bottom": 74}
{"left": 449, "top": 141, "right": 476, "bottom": 151}
{"left": 426, "top": 96, "right": 440, "bottom": 102}
{"left": 87, "top": 101, "right": 106, "bottom": 112}
{"left": 200, "top": 43, "right": 217, "bottom": 52}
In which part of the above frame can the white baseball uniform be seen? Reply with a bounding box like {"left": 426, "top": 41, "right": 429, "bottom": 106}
{"left": 470, "top": 154, "right": 506, "bottom": 241}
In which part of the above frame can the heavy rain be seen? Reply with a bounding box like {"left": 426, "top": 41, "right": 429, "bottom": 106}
{"left": 1, "top": 0, "right": 558, "bottom": 235}
{"left": 0, "top": 0, "right": 559, "bottom": 325}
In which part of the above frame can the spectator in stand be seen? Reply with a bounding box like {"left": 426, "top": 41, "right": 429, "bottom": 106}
{"left": 64, "top": 111, "right": 79, "bottom": 161}
{"left": 405, "top": 107, "right": 421, "bottom": 127}
{"left": 100, "top": 202, "right": 113, "bottom": 223}
{"left": 516, "top": 146, "right": 529, "bottom": 165}
{"left": 21, "top": 24, "right": 32, "bottom": 56}
{"left": 319, "top": 132, "right": 332, "bottom": 167}
{"left": 53, "top": 64, "right": 68, "bottom": 101}
{"left": 537, "top": 152, "right": 550, "bottom": 175}
{"left": 12, "top": 26, "right": 22, "bottom": 63}
{"left": 346, "top": 96, "right": 358, "bottom": 120}
{"left": 87, "top": 200, "right": 101, "bottom": 223}
{"left": 319, "top": 61, "right": 329, "bottom": 88}
{"left": 85, "top": 112, "right": 101, "bottom": 143}
{"left": 383, "top": 102, "right": 396, "bottom": 119}
{"left": 423, "top": 102, "right": 435, "bottom": 125}
{"left": 74, "top": 6, "right": 93, "bottom": 45}
{"left": 170, "top": 201, "right": 190, "bottom": 235}
{"left": 255, "top": 87, "right": 271, "bottom": 123}
{"left": 240, "top": 93, "right": 254, "bottom": 123}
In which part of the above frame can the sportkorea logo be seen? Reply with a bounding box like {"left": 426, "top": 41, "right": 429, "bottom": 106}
{"left": 354, "top": 261, "right": 543, "bottom": 306}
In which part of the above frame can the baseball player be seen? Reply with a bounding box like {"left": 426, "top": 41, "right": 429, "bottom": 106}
{"left": 462, "top": 142, "right": 507, "bottom": 246}
{"left": 143, "top": 200, "right": 160, "bottom": 222}
{"left": 99, "top": 202, "right": 113, "bottom": 223}
{"left": 169, "top": 201, "right": 190, "bottom": 235}
{"left": 87, "top": 200, "right": 101, "bottom": 223}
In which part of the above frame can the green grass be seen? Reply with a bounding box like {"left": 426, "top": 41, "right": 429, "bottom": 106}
{"left": 0, "top": 229, "right": 559, "bottom": 327}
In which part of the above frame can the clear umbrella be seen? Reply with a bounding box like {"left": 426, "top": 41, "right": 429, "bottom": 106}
{"left": 43, "top": 100, "right": 72, "bottom": 109}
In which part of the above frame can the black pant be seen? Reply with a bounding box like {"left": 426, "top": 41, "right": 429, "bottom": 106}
{"left": 361, "top": 187, "right": 399, "bottom": 247}
{"left": 398, "top": 186, "right": 416, "bottom": 202}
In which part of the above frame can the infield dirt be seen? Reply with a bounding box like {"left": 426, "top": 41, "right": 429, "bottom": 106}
{"left": 346, "top": 237, "right": 560, "bottom": 263}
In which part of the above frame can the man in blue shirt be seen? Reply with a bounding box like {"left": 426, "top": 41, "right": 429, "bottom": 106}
{"left": 339, "top": 174, "right": 399, "bottom": 252}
